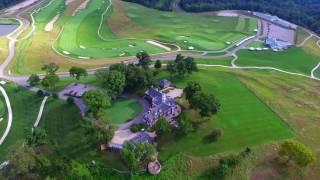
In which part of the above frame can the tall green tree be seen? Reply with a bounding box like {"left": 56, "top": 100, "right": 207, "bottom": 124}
{"left": 83, "top": 90, "right": 111, "bottom": 115}
{"left": 177, "top": 112, "right": 194, "bottom": 135}
{"left": 154, "top": 117, "right": 172, "bottom": 136}
{"left": 137, "top": 51, "right": 151, "bottom": 68}
{"left": 42, "top": 63, "right": 59, "bottom": 75}
{"left": 183, "top": 81, "right": 202, "bottom": 100}
{"left": 279, "top": 140, "right": 316, "bottom": 167}
{"left": 8, "top": 144, "right": 37, "bottom": 176}
{"left": 25, "top": 127, "right": 48, "bottom": 146}
{"left": 41, "top": 73, "right": 59, "bottom": 91}
{"left": 154, "top": 60, "right": 162, "bottom": 69}
{"left": 120, "top": 142, "right": 156, "bottom": 171}
{"left": 27, "top": 74, "right": 41, "bottom": 86}
{"left": 189, "top": 91, "right": 220, "bottom": 117}
{"left": 69, "top": 66, "right": 88, "bottom": 80}
{"left": 96, "top": 70, "right": 126, "bottom": 97}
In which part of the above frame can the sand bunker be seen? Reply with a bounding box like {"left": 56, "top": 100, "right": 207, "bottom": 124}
{"left": 147, "top": 40, "right": 171, "bottom": 51}
{"left": 63, "top": 51, "right": 70, "bottom": 55}
{"left": 217, "top": 11, "right": 239, "bottom": 17}
{"left": 72, "top": 0, "right": 90, "bottom": 16}
{"left": 65, "top": 0, "right": 76, "bottom": 5}
{"left": 78, "top": 56, "right": 90, "bottom": 59}
{"left": 44, "top": 14, "right": 59, "bottom": 32}
{"left": 5, "top": 0, "right": 39, "bottom": 14}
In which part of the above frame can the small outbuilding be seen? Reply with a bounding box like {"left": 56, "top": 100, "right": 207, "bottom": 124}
{"left": 148, "top": 160, "right": 161, "bottom": 175}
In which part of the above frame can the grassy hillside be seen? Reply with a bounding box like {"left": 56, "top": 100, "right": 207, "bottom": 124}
{"left": 0, "top": 83, "right": 42, "bottom": 161}
{"left": 156, "top": 68, "right": 293, "bottom": 159}
{"left": 236, "top": 48, "right": 319, "bottom": 76}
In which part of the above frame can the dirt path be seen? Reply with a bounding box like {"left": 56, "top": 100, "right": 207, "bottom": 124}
{"left": 297, "top": 33, "right": 313, "bottom": 47}
{"left": 0, "top": 85, "right": 12, "bottom": 145}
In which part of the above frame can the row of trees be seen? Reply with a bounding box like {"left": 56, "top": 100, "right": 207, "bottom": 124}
{"left": 184, "top": 82, "right": 220, "bottom": 117}
{"left": 180, "top": 0, "right": 320, "bottom": 35}
{"left": 167, "top": 54, "right": 198, "bottom": 77}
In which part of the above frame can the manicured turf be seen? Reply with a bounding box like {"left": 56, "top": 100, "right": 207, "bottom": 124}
{"left": 156, "top": 68, "right": 293, "bottom": 159}
{"left": 0, "top": 83, "right": 42, "bottom": 161}
{"left": 104, "top": 98, "right": 142, "bottom": 124}
{"left": 246, "top": 40, "right": 265, "bottom": 48}
{"left": 55, "top": 0, "right": 256, "bottom": 58}
{"left": 195, "top": 57, "right": 233, "bottom": 66}
{"left": 236, "top": 48, "right": 319, "bottom": 76}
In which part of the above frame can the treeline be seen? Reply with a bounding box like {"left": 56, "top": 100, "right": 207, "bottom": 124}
{"left": 0, "top": 0, "right": 25, "bottom": 10}
{"left": 180, "top": 0, "right": 320, "bottom": 34}
{"left": 123, "top": 0, "right": 172, "bottom": 11}
{"left": 123, "top": 0, "right": 320, "bottom": 35}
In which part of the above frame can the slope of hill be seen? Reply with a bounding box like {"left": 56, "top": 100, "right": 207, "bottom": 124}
{"left": 124, "top": 0, "right": 320, "bottom": 35}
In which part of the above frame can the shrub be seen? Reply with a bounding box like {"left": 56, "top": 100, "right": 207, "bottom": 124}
{"left": 130, "top": 124, "right": 146, "bottom": 132}
{"left": 37, "top": 90, "right": 44, "bottom": 96}
{"left": 67, "top": 97, "right": 74, "bottom": 105}
{"left": 203, "top": 128, "right": 222, "bottom": 143}
{"left": 52, "top": 93, "right": 58, "bottom": 99}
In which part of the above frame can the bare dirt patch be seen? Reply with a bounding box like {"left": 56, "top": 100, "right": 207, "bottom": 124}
{"left": 72, "top": 0, "right": 90, "bottom": 16}
{"left": 217, "top": 11, "right": 239, "bottom": 17}
{"left": 44, "top": 14, "right": 60, "bottom": 32}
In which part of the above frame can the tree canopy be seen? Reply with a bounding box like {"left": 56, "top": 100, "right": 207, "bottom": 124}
{"left": 120, "top": 142, "right": 156, "bottom": 171}
{"left": 69, "top": 66, "right": 88, "bottom": 80}
{"left": 96, "top": 70, "right": 126, "bottom": 97}
{"left": 279, "top": 140, "right": 316, "bottom": 167}
{"left": 83, "top": 90, "right": 111, "bottom": 115}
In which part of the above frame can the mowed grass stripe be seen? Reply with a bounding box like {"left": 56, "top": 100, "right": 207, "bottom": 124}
{"left": 158, "top": 68, "right": 293, "bottom": 158}
{"left": 236, "top": 48, "right": 319, "bottom": 76}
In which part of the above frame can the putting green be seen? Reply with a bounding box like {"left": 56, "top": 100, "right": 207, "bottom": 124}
{"left": 53, "top": 0, "right": 256, "bottom": 58}
{"left": 104, "top": 98, "right": 142, "bottom": 124}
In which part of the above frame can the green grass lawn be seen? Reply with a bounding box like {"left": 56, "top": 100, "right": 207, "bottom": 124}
{"left": 104, "top": 98, "right": 142, "bottom": 124}
{"left": 195, "top": 57, "right": 233, "bottom": 66}
{"left": 55, "top": 0, "right": 256, "bottom": 58}
{"left": 0, "top": 83, "right": 42, "bottom": 161}
{"left": 36, "top": 75, "right": 99, "bottom": 92}
{"left": 315, "top": 67, "right": 320, "bottom": 79}
{"left": 0, "top": 96, "right": 5, "bottom": 117}
{"left": 246, "top": 40, "right": 265, "bottom": 48}
{"left": 156, "top": 68, "right": 294, "bottom": 159}
{"left": 236, "top": 48, "right": 319, "bottom": 76}
{"left": 40, "top": 98, "right": 127, "bottom": 170}
{"left": 0, "top": 96, "right": 7, "bottom": 137}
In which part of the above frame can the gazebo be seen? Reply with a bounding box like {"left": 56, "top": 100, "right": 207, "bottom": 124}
{"left": 148, "top": 160, "right": 161, "bottom": 175}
